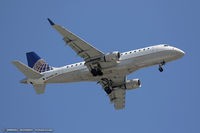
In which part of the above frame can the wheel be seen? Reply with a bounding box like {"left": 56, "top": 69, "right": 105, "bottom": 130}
{"left": 104, "top": 87, "right": 112, "bottom": 94}
{"left": 159, "top": 67, "right": 163, "bottom": 72}
{"left": 97, "top": 69, "right": 103, "bottom": 76}
{"left": 98, "top": 71, "right": 103, "bottom": 76}
{"left": 91, "top": 69, "right": 98, "bottom": 76}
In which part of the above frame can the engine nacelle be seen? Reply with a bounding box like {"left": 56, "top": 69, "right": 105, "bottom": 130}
{"left": 125, "top": 79, "right": 141, "bottom": 90}
{"left": 104, "top": 51, "right": 120, "bottom": 62}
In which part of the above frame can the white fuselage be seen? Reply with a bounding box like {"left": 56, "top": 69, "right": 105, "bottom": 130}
{"left": 29, "top": 44, "right": 184, "bottom": 85}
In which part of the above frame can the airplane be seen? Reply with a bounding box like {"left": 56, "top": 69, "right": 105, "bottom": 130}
{"left": 12, "top": 18, "right": 185, "bottom": 110}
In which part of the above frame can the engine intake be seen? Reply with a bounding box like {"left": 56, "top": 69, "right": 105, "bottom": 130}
{"left": 125, "top": 79, "right": 141, "bottom": 90}
{"left": 104, "top": 51, "right": 120, "bottom": 62}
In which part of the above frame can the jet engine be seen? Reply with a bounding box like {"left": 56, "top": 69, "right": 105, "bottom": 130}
{"left": 103, "top": 51, "right": 120, "bottom": 62}
{"left": 125, "top": 79, "right": 141, "bottom": 90}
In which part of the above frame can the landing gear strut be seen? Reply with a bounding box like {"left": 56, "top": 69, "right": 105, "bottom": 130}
{"left": 158, "top": 61, "right": 165, "bottom": 72}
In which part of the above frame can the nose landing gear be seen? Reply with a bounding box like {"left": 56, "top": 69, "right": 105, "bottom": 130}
{"left": 159, "top": 66, "right": 163, "bottom": 72}
{"left": 158, "top": 61, "right": 165, "bottom": 72}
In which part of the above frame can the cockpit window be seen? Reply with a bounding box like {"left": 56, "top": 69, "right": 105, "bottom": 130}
{"left": 164, "top": 44, "right": 168, "bottom": 47}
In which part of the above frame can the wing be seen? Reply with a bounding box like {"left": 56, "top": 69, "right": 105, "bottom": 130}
{"left": 109, "top": 87, "right": 126, "bottom": 110}
{"left": 47, "top": 18, "right": 104, "bottom": 61}
{"left": 99, "top": 76, "right": 127, "bottom": 110}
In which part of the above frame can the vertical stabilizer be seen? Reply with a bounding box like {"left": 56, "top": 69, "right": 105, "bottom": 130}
{"left": 26, "top": 52, "right": 53, "bottom": 73}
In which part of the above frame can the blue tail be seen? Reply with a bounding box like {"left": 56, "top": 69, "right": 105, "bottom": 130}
{"left": 26, "top": 52, "right": 53, "bottom": 73}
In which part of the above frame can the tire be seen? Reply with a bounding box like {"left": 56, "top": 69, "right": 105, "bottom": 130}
{"left": 91, "top": 69, "right": 98, "bottom": 76}
{"left": 97, "top": 69, "right": 103, "bottom": 76}
{"left": 159, "top": 67, "right": 163, "bottom": 72}
{"left": 105, "top": 87, "right": 112, "bottom": 94}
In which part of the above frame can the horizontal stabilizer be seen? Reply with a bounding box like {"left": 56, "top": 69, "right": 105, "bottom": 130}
{"left": 33, "top": 84, "right": 46, "bottom": 94}
{"left": 12, "top": 61, "right": 43, "bottom": 79}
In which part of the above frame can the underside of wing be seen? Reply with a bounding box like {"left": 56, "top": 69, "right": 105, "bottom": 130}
{"left": 47, "top": 18, "right": 104, "bottom": 61}
{"left": 109, "top": 87, "right": 126, "bottom": 110}
{"left": 99, "top": 76, "right": 127, "bottom": 110}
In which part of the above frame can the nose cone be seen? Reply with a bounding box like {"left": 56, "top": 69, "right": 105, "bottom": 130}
{"left": 174, "top": 48, "right": 185, "bottom": 58}
{"left": 177, "top": 49, "right": 185, "bottom": 57}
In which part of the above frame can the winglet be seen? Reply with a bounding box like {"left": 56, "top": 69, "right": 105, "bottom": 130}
{"left": 47, "top": 18, "right": 55, "bottom": 25}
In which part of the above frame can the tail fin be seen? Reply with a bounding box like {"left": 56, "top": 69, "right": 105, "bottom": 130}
{"left": 26, "top": 52, "right": 53, "bottom": 73}
{"left": 12, "top": 61, "right": 43, "bottom": 79}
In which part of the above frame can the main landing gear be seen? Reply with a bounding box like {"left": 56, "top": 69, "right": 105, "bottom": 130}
{"left": 158, "top": 61, "right": 165, "bottom": 72}
{"left": 98, "top": 78, "right": 113, "bottom": 95}
{"left": 91, "top": 68, "right": 103, "bottom": 76}
{"left": 104, "top": 87, "right": 112, "bottom": 95}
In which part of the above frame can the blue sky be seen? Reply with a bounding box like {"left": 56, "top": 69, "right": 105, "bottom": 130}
{"left": 0, "top": 0, "right": 199, "bottom": 132}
